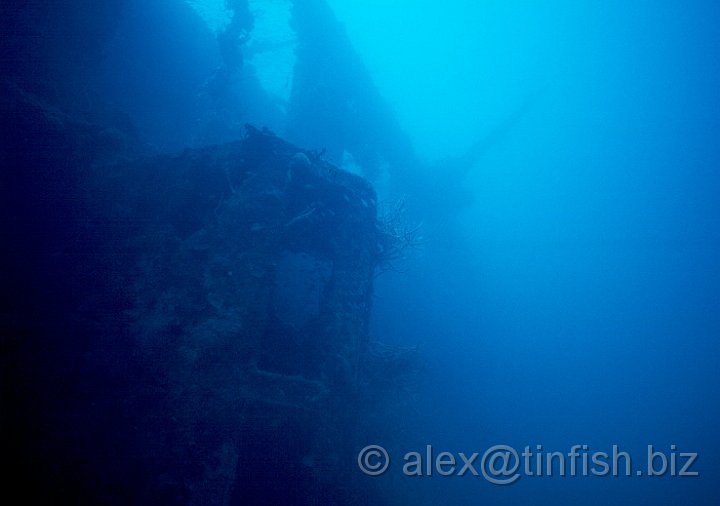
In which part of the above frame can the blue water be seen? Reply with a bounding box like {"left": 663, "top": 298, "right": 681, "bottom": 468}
{"left": 342, "top": 0, "right": 720, "bottom": 503}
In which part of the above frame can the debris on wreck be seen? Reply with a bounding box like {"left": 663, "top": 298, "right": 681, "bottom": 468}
{"left": 1, "top": 87, "right": 418, "bottom": 504}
